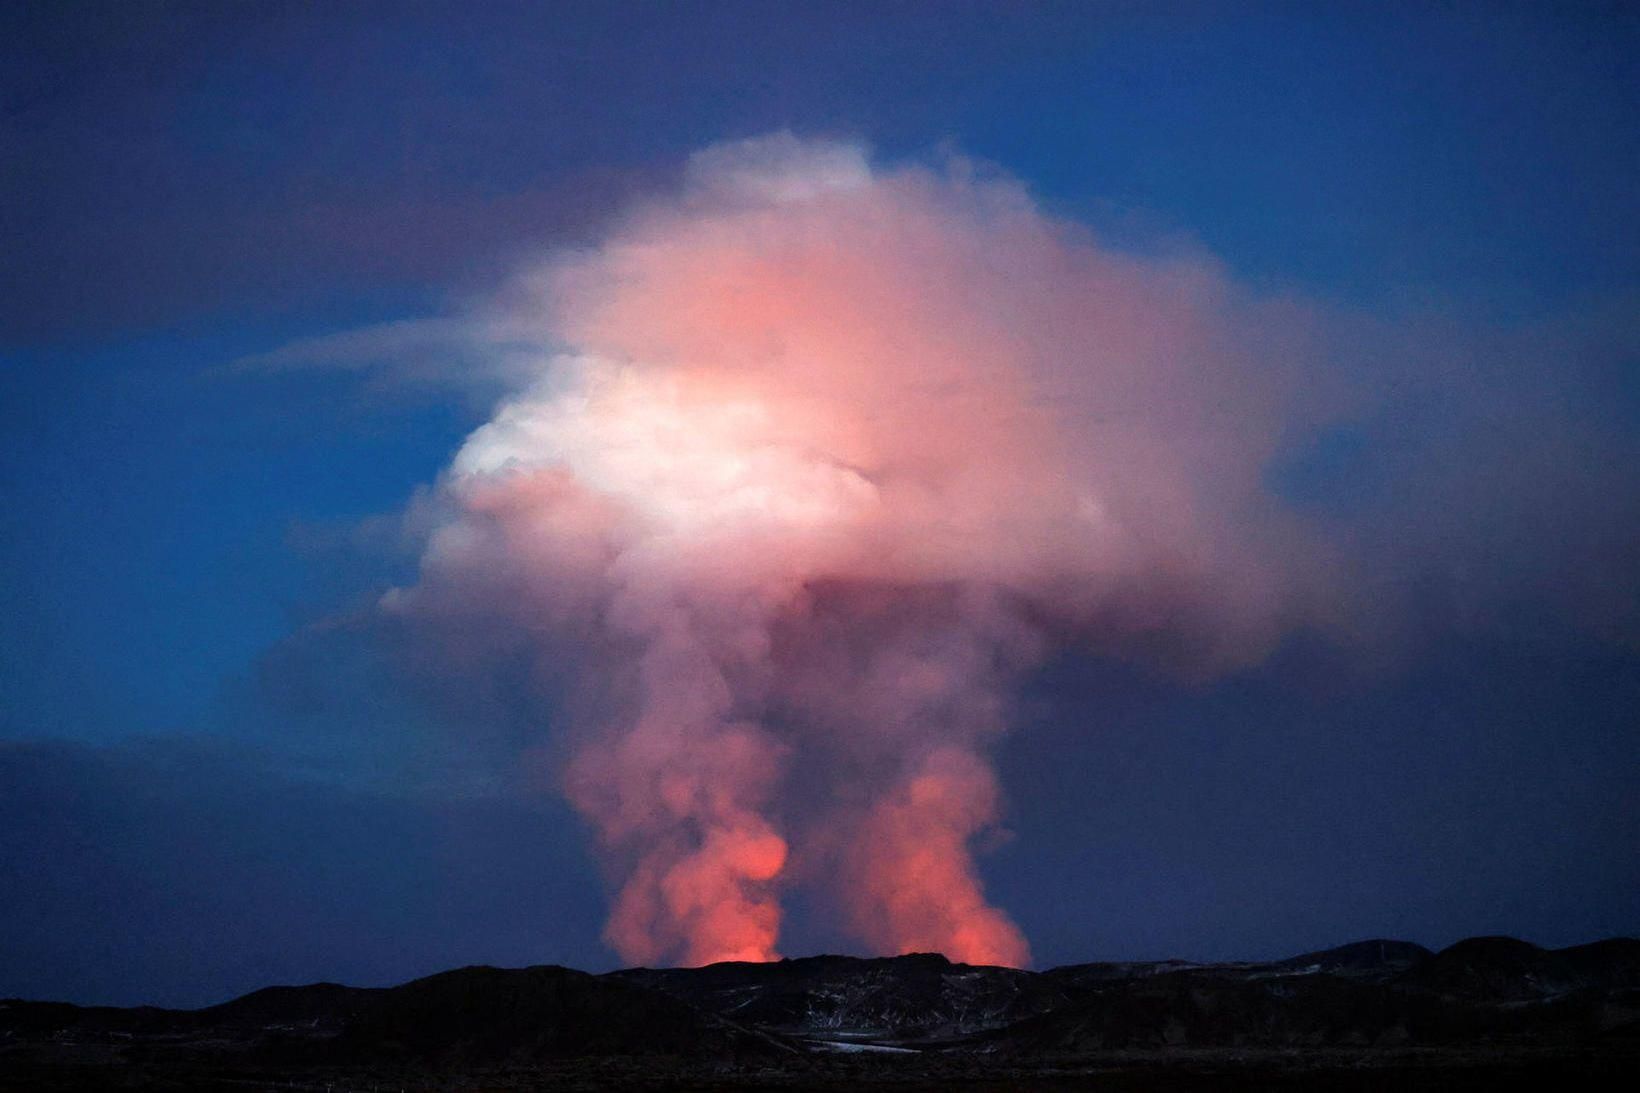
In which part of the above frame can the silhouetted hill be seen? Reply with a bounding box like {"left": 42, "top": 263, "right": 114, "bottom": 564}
{"left": 195, "top": 980, "right": 380, "bottom": 1030}
{"left": 335, "top": 964, "right": 789, "bottom": 1063}
{"left": 611, "top": 951, "right": 1071, "bottom": 1040}
{"left": 1276, "top": 938, "right": 1434, "bottom": 975}
{"left": 974, "top": 936, "right": 1640, "bottom": 1056}
{"left": 1042, "top": 938, "right": 1432, "bottom": 992}
{"left": 980, "top": 972, "right": 1441, "bottom": 1052}
{"left": 0, "top": 999, "right": 178, "bottom": 1037}
{"left": 0, "top": 964, "right": 788, "bottom": 1073}
{"left": 4, "top": 935, "right": 1638, "bottom": 1088}
{"left": 1402, "top": 936, "right": 1640, "bottom": 1001}
{"left": 1561, "top": 938, "right": 1640, "bottom": 990}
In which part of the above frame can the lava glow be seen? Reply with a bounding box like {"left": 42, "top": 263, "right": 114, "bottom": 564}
{"left": 398, "top": 133, "right": 1328, "bottom": 967}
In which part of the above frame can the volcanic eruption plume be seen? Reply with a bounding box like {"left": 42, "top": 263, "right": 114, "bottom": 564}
{"left": 395, "top": 134, "right": 1330, "bottom": 968}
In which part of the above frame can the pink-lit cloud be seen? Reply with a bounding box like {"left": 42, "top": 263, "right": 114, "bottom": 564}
{"left": 387, "top": 132, "right": 1355, "bottom": 966}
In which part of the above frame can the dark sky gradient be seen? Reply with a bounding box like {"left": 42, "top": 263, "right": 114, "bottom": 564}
{"left": 2, "top": 1, "right": 1637, "bottom": 1007}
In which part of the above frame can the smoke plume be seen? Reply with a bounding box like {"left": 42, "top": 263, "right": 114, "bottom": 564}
{"left": 393, "top": 133, "right": 1333, "bottom": 967}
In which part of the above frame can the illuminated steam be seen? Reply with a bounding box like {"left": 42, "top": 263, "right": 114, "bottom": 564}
{"left": 394, "top": 133, "right": 1332, "bottom": 967}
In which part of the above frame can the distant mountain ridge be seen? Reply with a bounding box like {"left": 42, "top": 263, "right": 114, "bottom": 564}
{"left": 3, "top": 935, "right": 1637, "bottom": 1081}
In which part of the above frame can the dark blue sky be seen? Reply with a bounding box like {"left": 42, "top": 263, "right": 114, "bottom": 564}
{"left": 2, "top": 1, "right": 1637, "bottom": 1007}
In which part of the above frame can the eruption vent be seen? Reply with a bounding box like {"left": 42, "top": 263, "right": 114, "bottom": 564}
{"left": 399, "top": 133, "right": 1324, "bottom": 967}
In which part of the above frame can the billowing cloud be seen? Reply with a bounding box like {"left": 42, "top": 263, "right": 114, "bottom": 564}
{"left": 388, "top": 133, "right": 1346, "bottom": 967}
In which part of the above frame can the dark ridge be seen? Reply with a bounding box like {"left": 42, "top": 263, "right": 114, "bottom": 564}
{"left": 1554, "top": 938, "right": 1640, "bottom": 990}
{"left": 1403, "top": 936, "right": 1640, "bottom": 1001}
{"left": 1043, "top": 958, "right": 1205, "bottom": 987}
{"left": 194, "top": 981, "right": 382, "bottom": 1029}
{"left": 1406, "top": 936, "right": 1552, "bottom": 1000}
{"left": 610, "top": 950, "right": 1068, "bottom": 1040}
{"left": 0, "top": 999, "right": 177, "bottom": 1037}
{"left": 972, "top": 971, "right": 1628, "bottom": 1054}
{"left": 335, "top": 964, "right": 790, "bottom": 1063}
{"left": 4, "top": 936, "right": 1638, "bottom": 1086}
{"left": 1276, "top": 938, "right": 1434, "bottom": 974}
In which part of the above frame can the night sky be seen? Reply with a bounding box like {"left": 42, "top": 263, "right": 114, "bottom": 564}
{"left": 3, "top": 1, "right": 1638, "bottom": 1008}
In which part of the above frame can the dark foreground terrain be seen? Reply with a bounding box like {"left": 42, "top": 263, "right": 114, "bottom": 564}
{"left": 3, "top": 936, "right": 1637, "bottom": 1090}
